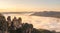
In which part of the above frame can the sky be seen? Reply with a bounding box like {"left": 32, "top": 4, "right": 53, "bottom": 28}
{"left": 0, "top": 0, "right": 60, "bottom": 12}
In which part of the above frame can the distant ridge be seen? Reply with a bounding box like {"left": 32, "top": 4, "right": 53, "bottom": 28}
{"left": 1, "top": 11, "right": 60, "bottom": 18}
{"left": 0, "top": 12, "right": 34, "bottom": 14}
{"left": 30, "top": 11, "right": 60, "bottom": 18}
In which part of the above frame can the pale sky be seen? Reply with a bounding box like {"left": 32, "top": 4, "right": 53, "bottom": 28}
{"left": 0, "top": 0, "right": 60, "bottom": 12}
